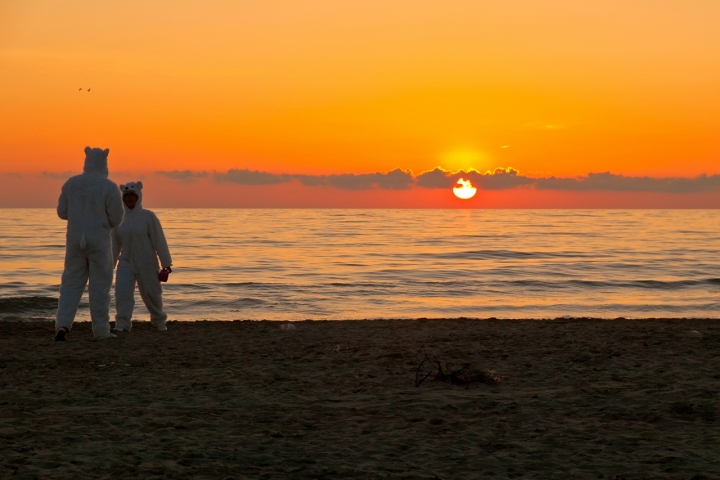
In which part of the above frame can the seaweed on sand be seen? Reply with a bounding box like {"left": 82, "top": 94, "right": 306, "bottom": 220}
{"left": 414, "top": 349, "right": 504, "bottom": 389}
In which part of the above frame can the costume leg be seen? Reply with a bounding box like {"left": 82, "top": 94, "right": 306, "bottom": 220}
{"left": 56, "top": 244, "right": 89, "bottom": 332}
{"left": 137, "top": 268, "right": 167, "bottom": 328}
{"left": 87, "top": 243, "right": 114, "bottom": 337}
{"left": 114, "top": 261, "right": 136, "bottom": 331}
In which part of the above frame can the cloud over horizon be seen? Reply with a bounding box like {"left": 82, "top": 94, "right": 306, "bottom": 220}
{"left": 19, "top": 168, "right": 720, "bottom": 194}
{"left": 156, "top": 170, "right": 208, "bottom": 182}
{"left": 211, "top": 168, "right": 414, "bottom": 190}
{"left": 41, "top": 171, "right": 75, "bottom": 180}
{"left": 153, "top": 167, "right": 720, "bottom": 194}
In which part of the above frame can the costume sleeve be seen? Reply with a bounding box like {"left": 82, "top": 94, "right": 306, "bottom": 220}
{"left": 106, "top": 184, "right": 124, "bottom": 229}
{"left": 112, "top": 228, "right": 122, "bottom": 267}
{"left": 148, "top": 212, "right": 172, "bottom": 268}
{"left": 57, "top": 187, "right": 68, "bottom": 220}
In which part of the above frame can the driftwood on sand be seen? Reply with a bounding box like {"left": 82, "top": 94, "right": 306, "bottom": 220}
{"left": 414, "top": 348, "right": 504, "bottom": 389}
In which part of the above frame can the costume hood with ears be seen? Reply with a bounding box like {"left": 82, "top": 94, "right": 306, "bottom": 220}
{"left": 119, "top": 181, "right": 143, "bottom": 209}
{"left": 112, "top": 178, "right": 172, "bottom": 331}
{"left": 83, "top": 147, "right": 110, "bottom": 177}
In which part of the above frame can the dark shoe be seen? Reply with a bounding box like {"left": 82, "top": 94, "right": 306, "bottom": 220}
{"left": 54, "top": 327, "right": 69, "bottom": 341}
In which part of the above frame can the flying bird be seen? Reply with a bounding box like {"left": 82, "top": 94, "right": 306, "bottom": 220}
{"left": 87, "top": 88, "right": 91, "bottom": 92}
{"left": 79, "top": 88, "right": 82, "bottom": 91}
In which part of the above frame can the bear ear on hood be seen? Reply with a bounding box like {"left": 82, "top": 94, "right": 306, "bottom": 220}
{"left": 136, "top": 181, "right": 143, "bottom": 189}
{"left": 119, "top": 184, "right": 126, "bottom": 191}
{"left": 103, "top": 148, "right": 110, "bottom": 157}
{"left": 84, "top": 146, "right": 91, "bottom": 155}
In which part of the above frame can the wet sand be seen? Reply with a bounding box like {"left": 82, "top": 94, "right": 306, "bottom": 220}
{"left": 2, "top": 318, "right": 720, "bottom": 479}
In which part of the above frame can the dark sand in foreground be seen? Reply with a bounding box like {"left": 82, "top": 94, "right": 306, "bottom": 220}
{"left": 2, "top": 319, "right": 720, "bottom": 479}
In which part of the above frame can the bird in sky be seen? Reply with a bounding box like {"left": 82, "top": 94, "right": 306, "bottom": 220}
{"left": 87, "top": 88, "right": 91, "bottom": 92}
{"left": 79, "top": 88, "right": 82, "bottom": 91}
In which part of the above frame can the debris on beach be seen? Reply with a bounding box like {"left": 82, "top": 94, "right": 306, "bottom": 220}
{"left": 432, "top": 362, "right": 504, "bottom": 387}
{"left": 414, "top": 351, "right": 504, "bottom": 388}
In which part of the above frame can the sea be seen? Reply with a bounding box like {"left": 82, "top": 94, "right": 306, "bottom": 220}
{"left": 1, "top": 209, "right": 719, "bottom": 321}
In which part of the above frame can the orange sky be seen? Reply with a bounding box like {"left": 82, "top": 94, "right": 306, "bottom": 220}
{"left": 2, "top": 1, "right": 720, "bottom": 206}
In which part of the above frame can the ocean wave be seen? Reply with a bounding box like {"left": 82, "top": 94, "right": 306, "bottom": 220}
{"left": 420, "top": 249, "right": 599, "bottom": 260}
{"left": 0, "top": 296, "right": 57, "bottom": 313}
{"left": 167, "top": 277, "right": 720, "bottom": 292}
{"left": 3, "top": 209, "right": 720, "bottom": 320}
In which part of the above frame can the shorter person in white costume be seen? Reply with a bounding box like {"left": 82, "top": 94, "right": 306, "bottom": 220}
{"left": 112, "top": 181, "right": 172, "bottom": 331}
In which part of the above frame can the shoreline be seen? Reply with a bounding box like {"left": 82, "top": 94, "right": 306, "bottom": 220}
{"left": 3, "top": 318, "right": 720, "bottom": 478}
{"left": 3, "top": 315, "right": 720, "bottom": 323}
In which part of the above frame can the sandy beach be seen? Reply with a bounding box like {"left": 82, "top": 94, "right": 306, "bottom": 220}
{"left": 2, "top": 318, "right": 720, "bottom": 479}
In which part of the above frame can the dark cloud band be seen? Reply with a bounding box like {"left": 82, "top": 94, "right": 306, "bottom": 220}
{"left": 151, "top": 167, "right": 720, "bottom": 194}
{"left": 156, "top": 170, "right": 208, "bottom": 182}
{"left": 212, "top": 168, "right": 414, "bottom": 190}
{"left": 534, "top": 172, "right": 720, "bottom": 194}
{"left": 41, "top": 171, "right": 75, "bottom": 180}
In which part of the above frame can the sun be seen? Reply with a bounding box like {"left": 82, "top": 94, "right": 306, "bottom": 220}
{"left": 452, "top": 178, "right": 477, "bottom": 200}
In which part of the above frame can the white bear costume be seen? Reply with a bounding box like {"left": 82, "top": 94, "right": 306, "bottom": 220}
{"left": 56, "top": 147, "right": 125, "bottom": 338}
{"left": 112, "top": 181, "right": 172, "bottom": 331}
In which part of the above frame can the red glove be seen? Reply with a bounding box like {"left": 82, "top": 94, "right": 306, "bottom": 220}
{"left": 159, "top": 267, "right": 172, "bottom": 282}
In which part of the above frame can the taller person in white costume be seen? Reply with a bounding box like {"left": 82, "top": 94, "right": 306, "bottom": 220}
{"left": 113, "top": 181, "right": 172, "bottom": 331}
{"left": 55, "top": 147, "right": 125, "bottom": 341}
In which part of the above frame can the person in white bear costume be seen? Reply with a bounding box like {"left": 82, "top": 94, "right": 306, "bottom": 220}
{"left": 113, "top": 181, "right": 172, "bottom": 331}
{"left": 55, "top": 147, "right": 124, "bottom": 341}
